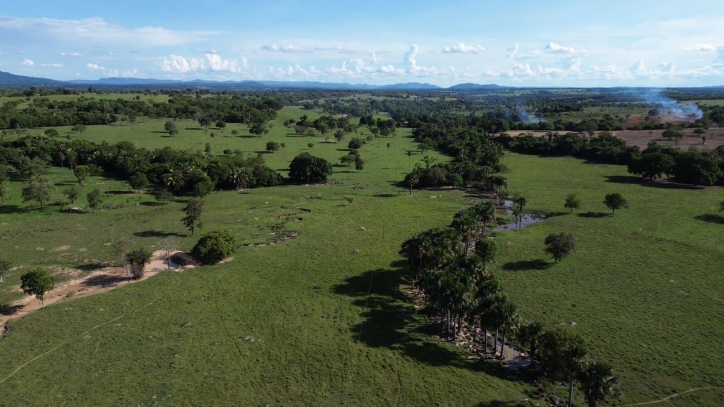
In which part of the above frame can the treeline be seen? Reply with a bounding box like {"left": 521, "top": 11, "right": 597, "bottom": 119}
{"left": 399, "top": 204, "right": 621, "bottom": 407}
{"left": 405, "top": 117, "right": 507, "bottom": 190}
{"left": 498, "top": 131, "right": 724, "bottom": 185}
{"left": 0, "top": 95, "right": 284, "bottom": 130}
{"left": 0, "top": 136, "right": 282, "bottom": 196}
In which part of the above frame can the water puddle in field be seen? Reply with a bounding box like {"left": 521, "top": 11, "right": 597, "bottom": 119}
{"left": 496, "top": 200, "right": 546, "bottom": 231}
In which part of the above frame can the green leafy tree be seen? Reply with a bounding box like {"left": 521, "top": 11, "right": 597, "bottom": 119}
{"left": 288, "top": 153, "right": 332, "bottom": 184}
{"left": 603, "top": 193, "right": 628, "bottom": 214}
{"left": 126, "top": 248, "right": 152, "bottom": 280}
{"left": 266, "top": 141, "right": 280, "bottom": 153}
{"left": 334, "top": 131, "right": 345, "bottom": 143}
{"left": 578, "top": 362, "right": 622, "bottom": 407}
{"left": 20, "top": 268, "right": 55, "bottom": 307}
{"left": 72, "top": 124, "right": 87, "bottom": 137}
{"left": 164, "top": 120, "right": 177, "bottom": 135}
{"left": 0, "top": 259, "right": 10, "bottom": 282}
{"left": 63, "top": 185, "right": 81, "bottom": 205}
{"left": 694, "top": 128, "right": 707, "bottom": 144}
{"left": 44, "top": 128, "right": 59, "bottom": 138}
{"left": 198, "top": 117, "right": 211, "bottom": 133}
{"left": 544, "top": 233, "right": 576, "bottom": 263}
{"left": 182, "top": 197, "right": 204, "bottom": 236}
{"left": 564, "top": 194, "right": 581, "bottom": 213}
{"left": 191, "top": 229, "right": 239, "bottom": 264}
{"left": 355, "top": 156, "right": 365, "bottom": 171}
{"left": 22, "top": 177, "right": 55, "bottom": 209}
{"left": 128, "top": 173, "right": 148, "bottom": 193}
{"left": 216, "top": 120, "right": 226, "bottom": 129}
{"left": 474, "top": 238, "right": 497, "bottom": 273}
{"left": 280, "top": 142, "right": 286, "bottom": 149}
{"left": 540, "top": 327, "right": 589, "bottom": 407}
{"left": 113, "top": 237, "right": 135, "bottom": 277}
{"left": 348, "top": 138, "right": 363, "bottom": 149}
{"left": 518, "top": 321, "right": 544, "bottom": 367}
{"left": 307, "top": 142, "right": 314, "bottom": 150}
{"left": 0, "top": 167, "right": 9, "bottom": 205}
{"left": 627, "top": 153, "right": 675, "bottom": 180}
{"left": 249, "top": 122, "right": 269, "bottom": 137}
{"left": 663, "top": 129, "right": 684, "bottom": 145}
{"left": 73, "top": 165, "right": 90, "bottom": 184}
{"left": 87, "top": 188, "right": 104, "bottom": 210}
{"left": 154, "top": 189, "right": 173, "bottom": 204}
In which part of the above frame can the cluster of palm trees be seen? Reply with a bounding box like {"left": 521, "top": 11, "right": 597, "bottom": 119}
{"left": 400, "top": 201, "right": 621, "bottom": 407}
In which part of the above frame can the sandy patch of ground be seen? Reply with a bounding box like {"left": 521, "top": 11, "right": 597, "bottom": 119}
{"left": 49, "top": 246, "right": 71, "bottom": 252}
{"left": 0, "top": 250, "right": 198, "bottom": 330}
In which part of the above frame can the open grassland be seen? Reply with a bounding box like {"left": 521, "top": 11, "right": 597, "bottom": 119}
{"left": 497, "top": 153, "right": 724, "bottom": 406}
{"left": 0, "top": 106, "right": 723, "bottom": 405}
{"left": 682, "top": 99, "right": 724, "bottom": 106}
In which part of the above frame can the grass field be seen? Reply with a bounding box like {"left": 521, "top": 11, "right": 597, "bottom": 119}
{"left": 1, "top": 106, "right": 723, "bottom": 405}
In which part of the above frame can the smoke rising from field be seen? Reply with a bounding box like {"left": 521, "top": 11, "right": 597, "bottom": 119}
{"left": 515, "top": 106, "right": 546, "bottom": 123}
{"left": 642, "top": 90, "right": 703, "bottom": 120}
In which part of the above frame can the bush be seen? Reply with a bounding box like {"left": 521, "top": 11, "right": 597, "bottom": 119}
{"left": 126, "top": 248, "right": 152, "bottom": 279}
{"left": 191, "top": 229, "right": 239, "bottom": 265}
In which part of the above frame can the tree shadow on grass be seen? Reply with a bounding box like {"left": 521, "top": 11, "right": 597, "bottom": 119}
{"left": 502, "top": 259, "right": 552, "bottom": 271}
{"left": 578, "top": 212, "right": 610, "bottom": 218}
{"left": 604, "top": 175, "right": 702, "bottom": 190}
{"left": 83, "top": 274, "right": 127, "bottom": 287}
{"left": 0, "top": 303, "right": 23, "bottom": 316}
{"left": 76, "top": 263, "right": 107, "bottom": 272}
{"left": 332, "top": 261, "right": 530, "bottom": 382}
{"left": 133, "top": 230, "right": 184, "bottom": 238}
{"left": 0, "top": 205, "right": 25, "bottom": 214}
{"left": 694, "top": 214, "right": 724, "bottom": 225}
{"left": 475, "top": 401, "right": 529, "bottom": 407}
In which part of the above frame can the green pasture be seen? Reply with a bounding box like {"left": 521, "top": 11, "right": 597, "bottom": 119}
{"left": 0, "top": 107, "right": 723, "bottom": 405}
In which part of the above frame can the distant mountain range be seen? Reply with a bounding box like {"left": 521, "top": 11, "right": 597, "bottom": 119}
{"left": 0, "top": 71, "right": 68, "bottom": 86}
{"left": 0, "top": 70, "right": 481, "bottom": 90}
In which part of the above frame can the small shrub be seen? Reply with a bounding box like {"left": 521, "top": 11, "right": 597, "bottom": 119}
{"left": 191, "top": 229, "right": 239, "bottom": 265}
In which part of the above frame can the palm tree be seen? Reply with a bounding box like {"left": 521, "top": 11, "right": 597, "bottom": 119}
{"left": 498, "top": 301, "right": 519, "bottom": 359}
{"left": 518, "top": 321, "right": 544, "bottom": 368}
{"left": 564, "top": 344, "right": 589, "bottom": 407}
{"left": 451, "top": 208, "right": 482, "bottom": 255}
{"left": 578, "top": 362, "right": 621, "bottom": 407}
{"left": 473, "top": 202, "right": 496, "bottom": 236}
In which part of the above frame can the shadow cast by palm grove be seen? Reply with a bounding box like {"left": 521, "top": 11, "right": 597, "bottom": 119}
{"left": 332, "top": 261, "right": 527, "bottom": 383}
{"left": 502, "top": 259, "right": 552, "bottom": 271}
{"left": 694, "top": 214, "right": 724, "bottom": 225}
{"left": 604, "top": 175, "right": 702, "bottom": 190}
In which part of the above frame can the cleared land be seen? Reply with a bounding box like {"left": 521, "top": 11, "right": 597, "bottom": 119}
{"left": 0, "top": 104, "right": 723, "bottom": 406}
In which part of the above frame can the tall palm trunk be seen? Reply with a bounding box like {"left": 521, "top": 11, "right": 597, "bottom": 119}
{"left": 446, "top": 310, "right": 451, "bottom": 336}
{"left": 483, "top": 328, "right": 488, "bottom": 353}
{"left": 500, "top": 328, "right": 507, "bottom": 359}
{"left": 494, "top": 329, "right": 499, "bottom": 357}
{"left": 568, "top": 377, "right": 575, "bottom": 407}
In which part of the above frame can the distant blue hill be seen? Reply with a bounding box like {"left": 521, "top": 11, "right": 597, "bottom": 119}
{"left": 0, "top": 71, "right": 68, "bottom": 86}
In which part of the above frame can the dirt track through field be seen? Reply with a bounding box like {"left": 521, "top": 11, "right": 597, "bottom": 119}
{"left": 0, "top": 250, "right": 195, "bottom": 329}
{"left": 609, "top": 387, "right": 724, "bottom": 406}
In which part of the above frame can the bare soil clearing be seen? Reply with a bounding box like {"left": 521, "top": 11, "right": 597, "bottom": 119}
{"left": 0, "top": 250, "right": 197, "bottom": 330}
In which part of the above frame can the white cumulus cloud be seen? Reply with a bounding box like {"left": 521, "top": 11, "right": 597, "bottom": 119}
{"left": 545, "top": 42, "right": 585, "bottom": 55}
{"left": 40, "top": 63, "right": 63, "bottom": 68}
{"left": 158, "top": 53, "right": 245, "bottom": 73}
{"left": 261, "top": 43, "right": 310, "bottom": 53}
{"left": 442, "top": 43, "right": 486, "bottom": 54}
{"left": 21, "top": 59, "right": 34, "bottom": 66}
{"left": 60, "top": 52, "right": 83, "bottom": 57}
{"left": 86, "top": 63, "right": 105, "bottom": 71}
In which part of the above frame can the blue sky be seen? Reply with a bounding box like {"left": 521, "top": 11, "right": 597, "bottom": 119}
{"left": 1, "top": 0, "right": 724, "bottom": 86}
